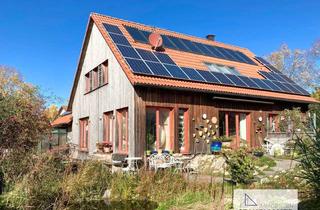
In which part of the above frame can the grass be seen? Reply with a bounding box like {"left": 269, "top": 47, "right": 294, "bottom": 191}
{"left": 253, "top": 155, "right": 276, "bottom": 169}
{"left": 156, "top": 191, "right": 212, "bottom": 210}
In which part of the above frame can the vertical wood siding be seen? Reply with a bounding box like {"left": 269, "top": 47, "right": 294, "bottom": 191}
{"left": 134, "top": 87, "right": 308, "bottom": 156}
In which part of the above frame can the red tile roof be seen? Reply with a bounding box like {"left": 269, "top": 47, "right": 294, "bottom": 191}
{"left": 67, "top": 13, "right": 317, "bottom": 110}
{"left": 51, "top": 113, "right": 72, "bottom": 127}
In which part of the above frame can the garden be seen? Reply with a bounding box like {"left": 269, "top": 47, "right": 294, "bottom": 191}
{"left": 1, "top": 67, "right": 320, "bottom": 209}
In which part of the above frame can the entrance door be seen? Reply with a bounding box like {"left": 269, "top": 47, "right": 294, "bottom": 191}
{"left": 219, "top": 111, "right": 250, "bottom": 148}
{"left": 239, "top": 113, "right": 247, "bottom": 141}
{"left": 146, "top": 107, "right": 172, "bottom": 152}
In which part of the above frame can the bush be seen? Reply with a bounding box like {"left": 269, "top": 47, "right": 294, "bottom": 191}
{"left": 136, "top": 170, "right": 188, "bottom": 202}
{"left": 61, "top": 160, "right": 112, "bottom": 206}
{"left": 2, "top": 153, "right": 65, "bottom": 209}
{"left": 225, "top": 148, "right": 255, "bottom": 184}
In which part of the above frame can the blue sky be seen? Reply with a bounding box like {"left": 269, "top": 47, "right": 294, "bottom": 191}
{"left": 0, "top": 0, "right": 319, "bottom": 105}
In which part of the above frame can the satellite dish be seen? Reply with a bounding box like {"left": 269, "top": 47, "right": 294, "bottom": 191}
{"left": 148, "top": 32, "right": 163, "bottom": 49}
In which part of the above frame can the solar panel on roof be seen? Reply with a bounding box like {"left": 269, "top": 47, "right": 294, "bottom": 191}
{"left": 125, "top": 58, "right": 153, "bottom": 75}
{"left": 217, "top": 47, "right": 238, "bottom": 62}
{"left": 181, "top": 67, "right": 205, "bottom": 81}
{"left": 273, "top": 81, "right": 292, "bottom": 93}
{"left": 164, "top": 64, "right": 189, "bottom": 79}
{"left": 255, "top": 56, "right": 280, "bottom": 72}
{"left": 197, "top": 70, "right": 220, "bottom": 83}
{"left": 103, "top": 23, "right": 123, "bottom": 35}
{"left": 124, "top": 26, "right": 148, "bottom": 43}
{"left": 136, "top": 48, "right": 159, "bottom": 62}
{"left": 153, "top": 52, "right": 176, "bottom": 65}
{"left": 227, "top": 50, "right": 247, "bottom": 63}
{"left": 278, "top": 74, "right": 295, "bottom": 84}
{"left": 262, "top": 80, "right": 282, "bottom": 91}
{"left": 180, "top": 39, "right": 203, "bottom": 54}
{"left": 109, "top": 33, "right": 131, "bottom": 46}
{"left": 236, "top": 76, "right": 258, "bottom": 88}
{"left": 251, "top": 78, "right": 272, "bottom": 90}
{"left": 270, "top": 72, "right": 287, "bottom": 83}
{"left": 236, "top": 52, "right": 256, "bottom": 65}
{"left": 193, "top": 43, "right": 212, "bottom": 55}
{"left": 210, "top": 72, "right": 234, "bottom": 85}
{"left": 117, "top": 45, "right": 140, "bottom": 59}
{"left": 205, "top": 45, "right": 225, "bottom": 58}
{"left": 162, "top": 35, "right": 178, "bottom": 49}
{"left": 283, "top": 83, "right": 300, "bottom": 94}
{"left": 226, "top": 74, "right": 248, "bottom": 87}
{"left": 145, "top": 61, "right": 172, "bottom": 77}
{"left": 259, "top": 71, "right": 278, "bottom": 81}
{"left": 292, "top": 84, "right": 309, "bottom": 95}
{"left": 125, "top": 26, "right": 258, "bottom": 65}
{"left": 169, "top": 37, "right": 190, "bottom": 52}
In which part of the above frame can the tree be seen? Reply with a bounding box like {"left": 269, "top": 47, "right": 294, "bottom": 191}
{"left": 0, "top": 66, "right": 50, "bottom": 155}
{"left": 279, "top": 107, "right": 320, "bottom": 197}
{"left": 45, "top": 104, "right": 59, "bottom": 122}
{"left": 266, "top": 40, "right": 320, "bottom": 90}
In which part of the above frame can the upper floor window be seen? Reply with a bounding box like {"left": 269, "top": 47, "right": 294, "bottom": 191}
{"left": 85, "top": 60, "right": 108, "bottom": 93}
{"left": 205, "top": 63, "right": 240, "bottom": 75}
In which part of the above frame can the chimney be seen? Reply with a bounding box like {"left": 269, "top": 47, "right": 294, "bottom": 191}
{"left": 206, "top": 34, "right": 215, "bottom": 41}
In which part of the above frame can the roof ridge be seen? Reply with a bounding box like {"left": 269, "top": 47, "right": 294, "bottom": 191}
{"left": 90, "top": 12, "right": 250, "bottom": 52}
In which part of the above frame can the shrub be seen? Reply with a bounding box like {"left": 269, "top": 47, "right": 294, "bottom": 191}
{"left": 136, "top": 170, "right": 188, "bottom": 202}
{"left": 225, "top": 148, "right": 255, "bottom": 184}
{"left": 3, "top": 153, "right": 65, "bottom": 209}
{"left": 110, "top": 172, "right": 139, "bottom": 201}
{"left": 61, "top": 160, "right": 112, "bottom": 206}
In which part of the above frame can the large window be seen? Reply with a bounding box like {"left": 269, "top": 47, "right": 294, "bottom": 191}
{"left": 267, "top": 114, "right": 279, "bottom": 133}
{"left": 85, "top": 61, "right": 108, "bottom": 93}
{"left": 79, "top": 118, "right": 89, "bottom": 150}
{"left": 219, "top": 112, "right": 250, "bottom": 147}
{"left": 205, "top": 63, "right": 240, "bottom": 75}
{"left": 146, "top": 107, "right": 172, "bottom": 151}
{"left": 103, "top": 111, "right": 114, "bottom": 143}
{"left": 117, "top": 108, "right": 128, "bottom": 153}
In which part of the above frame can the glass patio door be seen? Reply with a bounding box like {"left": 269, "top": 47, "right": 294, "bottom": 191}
{"left": 146, "top": 107, "right": 171, "bottom": 151}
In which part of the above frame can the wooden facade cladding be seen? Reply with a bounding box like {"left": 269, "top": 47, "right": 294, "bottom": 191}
{"left": 133, "top": 86, "right": 309, "bottom": 157}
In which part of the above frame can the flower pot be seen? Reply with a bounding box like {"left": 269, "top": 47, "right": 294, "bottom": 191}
{"left": 103, "top": 147, "right": 111, "bottom": 153}
{"left": 211, "top": 141, "right": 222, "bottom": 152}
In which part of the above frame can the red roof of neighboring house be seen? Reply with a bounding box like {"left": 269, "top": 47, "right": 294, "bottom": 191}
{"left": 67, "top": 13, "right": 317, "bottom": 110}
{"left": 51, "top": 113, "right": 72, "bottom": 127}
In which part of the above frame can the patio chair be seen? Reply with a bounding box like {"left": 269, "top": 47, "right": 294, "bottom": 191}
{"left": 148, "top": 153, "right": 174, "bottom": 172}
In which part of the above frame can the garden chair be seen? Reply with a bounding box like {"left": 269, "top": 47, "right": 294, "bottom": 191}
{"left": 148, "top": 153, "right": 175, "bottom": 172}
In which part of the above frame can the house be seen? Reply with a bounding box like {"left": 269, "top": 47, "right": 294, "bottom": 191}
{"left": 66, "top": 13, "right": 317, "bottom": 159}
{"left": 50, "top": 107, "right": 73, "bottom": 150}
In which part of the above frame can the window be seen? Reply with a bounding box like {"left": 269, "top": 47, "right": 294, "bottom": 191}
{"left": 267, "top": 114, "right": 279, "bottom": 133}
{"left": 205, "top": 63, "right": 240, "bottom": 75}
{"left": 98, "top": 61, "right": 108, "bottom": 86}
{"left": 146, "top": 107, "right": 173, "bottom": 152}
{"left": 85, "top": 60, "right": 108, "bottom": 93}
{"left": 79, "top": 118, "right": 89, "bottom": 150}
{"left": 103, "top": 112, "right": 114, "bottom": 143}
{"left": 219, "top": 111, "right": 250, "bottom": 148}
{"left": 117, "top": 108, "right": 128, "bottom": 153}
{"left": 178, "top": 109, "right": 189, "bottom": 153}
{"left": 85, "top": 71, "right": 93, "bottom": 92}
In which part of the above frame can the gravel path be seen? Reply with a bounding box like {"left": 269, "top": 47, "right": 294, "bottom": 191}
{"left": 263, "top": 158, "right": 298, "bottom": 176}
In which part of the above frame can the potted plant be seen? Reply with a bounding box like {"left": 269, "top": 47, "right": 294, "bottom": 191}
{"left": 252, "top": 147, "right": 264, "bottom": 157}
{"left": 96, "top": 142, "right": 113, "bottom": 153}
